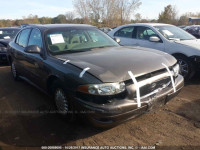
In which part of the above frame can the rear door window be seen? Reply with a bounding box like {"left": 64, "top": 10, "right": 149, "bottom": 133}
{"left": 114, "top": 26, "right": 135, "bottom": 38}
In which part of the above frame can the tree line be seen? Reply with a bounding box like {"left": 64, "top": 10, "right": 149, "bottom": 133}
{"left": 0, "top": 14, "right": 84, "bottom": 27}
{"left": 158, "top": 5, "right": 200, "bottom": 25}
{"left": 0, "top": 1, "right": 199, "bottom": 28}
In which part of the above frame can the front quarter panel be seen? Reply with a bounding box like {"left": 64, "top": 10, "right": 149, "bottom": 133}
{"left": 165, "top": 41, "right": 200, "bottom": 57}
{"left": 45, "top": 56, "right": 102, "bottom": 93}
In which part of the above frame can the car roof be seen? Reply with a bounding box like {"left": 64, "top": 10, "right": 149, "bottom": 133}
{"left": 189, "top": 25, "right": 200, "bottom": 27}
{"left": 25, "top": 24, "right": 95, "bottom": 30}
{"left": 118, "top": 23, "right": 173, "bottom": 28}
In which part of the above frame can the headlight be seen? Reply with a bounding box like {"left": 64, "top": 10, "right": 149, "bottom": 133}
{"left": 173, "top": 64, "right": 180, "bottom": 77}
{"left": 78, "top": 82, "right": 126, "bottom": 96}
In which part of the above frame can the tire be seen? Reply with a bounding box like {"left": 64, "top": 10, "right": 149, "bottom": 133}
{"left": 11, "top": 61, "right": 19, "bottom": 81}
{"left": 51, "top": 80, "right": 74, "bottom": 121}
{"left": 174, "top": 55, "right": 195, "bottom": 80}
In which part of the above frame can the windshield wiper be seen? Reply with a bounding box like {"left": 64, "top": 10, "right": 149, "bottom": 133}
{"left": 65, "top": 50, "right": 89, "bottom": 53}
{"left": 54, "top": 50, "right": 88, "bottom": 55}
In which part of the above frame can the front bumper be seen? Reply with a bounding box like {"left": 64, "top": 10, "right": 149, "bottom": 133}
{"left": 74, "top": 75, "right": 184, "bottom": 128}
{"left": 0, "top": 53, "right": 8, "bottom": 63}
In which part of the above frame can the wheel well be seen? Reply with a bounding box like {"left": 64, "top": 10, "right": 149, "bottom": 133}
{"left": 172, "top": 53, "right": 188, "bottom": 58}
{"left": 8, "top": 55, "right": 12, "bottom": 64}
{"left": 46, "top": 75, "right": 60, "bottom": 94}
{"left": 172, "top": 53, "right": 194, "bottom": 62}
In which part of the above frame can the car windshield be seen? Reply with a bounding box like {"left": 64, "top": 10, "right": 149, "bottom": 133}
{"left": 0, "top": 29, "right": 20, "bottom": 40}
{"left": 46, "top": 27, "right": 119, "bottom": 55}
{"left": 155, "top": 26, "right": 196, "bottom": 40}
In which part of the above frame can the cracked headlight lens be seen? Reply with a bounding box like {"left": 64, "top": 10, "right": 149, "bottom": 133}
{"left": 78, "top": 82, "right": 126, "bottom": 95}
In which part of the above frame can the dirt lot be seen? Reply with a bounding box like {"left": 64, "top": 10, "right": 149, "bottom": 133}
{"left": 0, "top": 65, "right": 200, "bottom": 150}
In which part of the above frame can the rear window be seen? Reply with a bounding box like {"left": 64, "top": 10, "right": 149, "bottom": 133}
{"left": 114, "top": 26, "right": 135, "bottom": 38}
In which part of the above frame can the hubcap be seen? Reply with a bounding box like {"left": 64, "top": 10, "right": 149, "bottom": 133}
{"left": 55, "top": 89, "right": 69, "bottom": 114}
{"left": 178, "top": 59, "right": 189, "bottom": 77}
{"left": 11, "top": 63, "right": 17, "bottom": 78}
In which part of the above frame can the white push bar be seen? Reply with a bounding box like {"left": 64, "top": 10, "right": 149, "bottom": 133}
{"left": 162, "top": 63, "right": 176, "bottom": 93}
{"left": 128, "top": 71, "right": 141, "bottom": 108}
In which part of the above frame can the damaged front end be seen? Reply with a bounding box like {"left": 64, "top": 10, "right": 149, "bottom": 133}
{"left": 74, "top": 64, "right": 184, "bottom": 127}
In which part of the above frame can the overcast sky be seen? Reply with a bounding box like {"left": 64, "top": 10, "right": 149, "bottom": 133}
{"left": 0, "top": 0, "right": 200, "bottom": 20}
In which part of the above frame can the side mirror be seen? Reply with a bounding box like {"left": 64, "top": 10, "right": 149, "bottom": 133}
{"left": 149, "top": 36, "right": 160, "bottom": 42}
{"left": 24, "top": 45, "right": 41, "bottom": 54}
{"left": 114, "top": 37, "right": 121, "bottom": 43}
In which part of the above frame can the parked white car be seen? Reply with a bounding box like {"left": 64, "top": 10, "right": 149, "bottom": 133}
{"left": 108, "top": 23, "right": 200, "bottom": 79}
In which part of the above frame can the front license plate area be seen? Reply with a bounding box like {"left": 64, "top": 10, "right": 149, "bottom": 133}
{"left": 148, "top": 96, "right": 166, "bottom": 110}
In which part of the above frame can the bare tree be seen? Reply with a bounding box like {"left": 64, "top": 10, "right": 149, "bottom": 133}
{"left": 118, "top": 0, "right": 141, "bottom": 24}
{"left": 73, "top": 0, "right": 141, "bottom": 27}
{"left": 101, "top": 0, "right": 120, "bottom": 27}
{"left": 87, "top": 0, "right": 104, "bottom": 25}
{"left": 134, "top": 13, "right": 142, "bottom": 23}
{"left": 65, "top": 11, "right": 75, "bottom": 23}
{"left": 73, "top": 0, "right": 90, "bottom": 23}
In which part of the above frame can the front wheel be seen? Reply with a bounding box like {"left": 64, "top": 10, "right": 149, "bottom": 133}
{"left": 175, "top": 55, "right": 195, "bottom": 80}
{"left": 52, "top": 80, "right": 74, "bottom": 121}
{"left": 54, "top": 88, "right": 69, "bottom": 114}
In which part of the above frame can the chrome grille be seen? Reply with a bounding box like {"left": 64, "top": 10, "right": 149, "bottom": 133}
{"left": 126, "top": 77, "right": 172, "bottom": 100}
{"left": 140, "top": 77, "right": 171, "bottom": 97}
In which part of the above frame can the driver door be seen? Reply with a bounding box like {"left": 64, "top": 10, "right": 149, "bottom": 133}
{"left": 134, "top": 26, "right": 165, "bottom": 52}
{"left": 23, "top": 28, "right": 47, "bottom": 88}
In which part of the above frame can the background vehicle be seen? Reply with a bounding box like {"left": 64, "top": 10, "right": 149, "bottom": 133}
{"left": 178, "top": 25, "right": 187, "bottom": 29}
{"left": 185, "top": 25, "right": 200, "bottom": 38}
{"left": 99, "top": 27, "right": 112, "bottom": 33}
{"left": 8, "top": 24, "right": 183, "bottom": 127}
{"left": 108, "top": 23, "right": 200, "bottom": 80}
{"left": 0, "top": 27, "right": 20, "bottom": 64}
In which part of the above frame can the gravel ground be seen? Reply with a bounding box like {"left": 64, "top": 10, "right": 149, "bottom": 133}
{"left": 0, "top": 65, "right": 200, "bottom": 150}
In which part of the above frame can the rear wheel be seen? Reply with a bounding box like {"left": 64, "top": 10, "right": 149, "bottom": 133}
{"left": 11, "top": 62, "right": 19, "bottom": 80}
{"left": 175, "top": 55, "right": 195, "bottom": 80}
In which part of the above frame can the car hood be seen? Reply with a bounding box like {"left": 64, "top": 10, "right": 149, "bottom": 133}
{"left": 0, "top": 39, "right": 11, "bottom": 46}
{"left": 175, "top": 39, "right": 200, "bottom": 50}
{"left": 56, "top": 46, "right": 176, "bottom": 82}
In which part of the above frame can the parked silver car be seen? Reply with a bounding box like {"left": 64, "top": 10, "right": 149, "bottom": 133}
{"left": 108, "top": 23, "right": 200, "bottom": 80}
